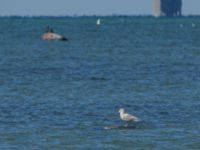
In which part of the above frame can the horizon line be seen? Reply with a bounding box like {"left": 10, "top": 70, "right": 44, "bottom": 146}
{"left": 0, "top": 14, "right": 199, "bottom": 18}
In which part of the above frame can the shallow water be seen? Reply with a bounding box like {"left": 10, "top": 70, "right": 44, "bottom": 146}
{"left": 0, "top": 16, "right": 200, "bottom": 149}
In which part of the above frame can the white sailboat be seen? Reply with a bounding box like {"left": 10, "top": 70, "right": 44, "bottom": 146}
{"left": 96, "top": 18, "right": 101, "bottom": 26}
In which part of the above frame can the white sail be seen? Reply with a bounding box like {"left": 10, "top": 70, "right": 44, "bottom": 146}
{"left": 96, "top": 19, "right": 101, "bottom": 26}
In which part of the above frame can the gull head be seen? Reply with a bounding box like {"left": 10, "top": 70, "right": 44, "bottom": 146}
{"left": 119, "top": 108, "right": 124, "bottom": 113}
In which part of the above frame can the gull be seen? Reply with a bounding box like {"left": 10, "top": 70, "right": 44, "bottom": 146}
{"left": 119, "top": 108, "right": 139, "bottom": 127}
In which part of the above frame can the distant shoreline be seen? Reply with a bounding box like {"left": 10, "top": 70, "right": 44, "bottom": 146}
{"left": 0, "top": 14, "right": 200, "bottom": 18}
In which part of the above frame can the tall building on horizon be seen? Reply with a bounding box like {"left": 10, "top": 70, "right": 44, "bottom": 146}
{"left": 153, "top": 0, "right": 182, "bottom": 17}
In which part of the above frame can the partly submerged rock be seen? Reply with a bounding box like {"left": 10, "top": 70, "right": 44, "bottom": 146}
{"left": 42, "top": 27, "right": 68, "bottom": 41}
{"left": 42, "top": 32, "right": 68, "bottom": 41}
{"left": 104, "top": 125, "right": 136, "bottom": 130}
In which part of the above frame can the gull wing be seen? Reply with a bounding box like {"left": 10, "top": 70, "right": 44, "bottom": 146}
{"left": 123, "top": 113, "right": 139, "bottom": 122}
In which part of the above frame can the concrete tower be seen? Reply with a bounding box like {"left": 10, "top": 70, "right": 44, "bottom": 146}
{"left": 153, "top": 0, "right": 182, "bottom": 17}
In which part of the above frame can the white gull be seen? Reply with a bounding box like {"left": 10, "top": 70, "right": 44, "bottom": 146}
{"left": 119, "top": 108, "right": 139, "bottom": 127}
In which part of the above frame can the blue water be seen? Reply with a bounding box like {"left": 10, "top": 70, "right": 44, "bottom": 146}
{"left": 0, "top": 16, "right": 200, "bottom": 149}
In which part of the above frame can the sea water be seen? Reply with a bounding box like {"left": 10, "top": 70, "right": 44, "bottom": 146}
{"left": 0, "top": 16, "right": 200, "bottom": 149}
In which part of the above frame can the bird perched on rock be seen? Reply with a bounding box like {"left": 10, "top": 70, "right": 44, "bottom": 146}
{"left": 42, "top": 26, "right": 68, "bottom": 41}
{"left": 119, "top": 108, "right": 139, "bottom": 127}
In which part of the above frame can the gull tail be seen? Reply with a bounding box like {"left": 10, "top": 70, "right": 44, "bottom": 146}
{"left": 134, "top": 116, "right": 140, "bottom": 122}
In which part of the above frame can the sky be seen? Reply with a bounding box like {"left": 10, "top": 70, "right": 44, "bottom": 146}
{"left": 0, "top": 0, "right": 200, "bottom": 16}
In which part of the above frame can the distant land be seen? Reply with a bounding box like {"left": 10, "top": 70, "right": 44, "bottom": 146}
{"left": 0, "top": 0, "right": 200, "bottom": 16}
